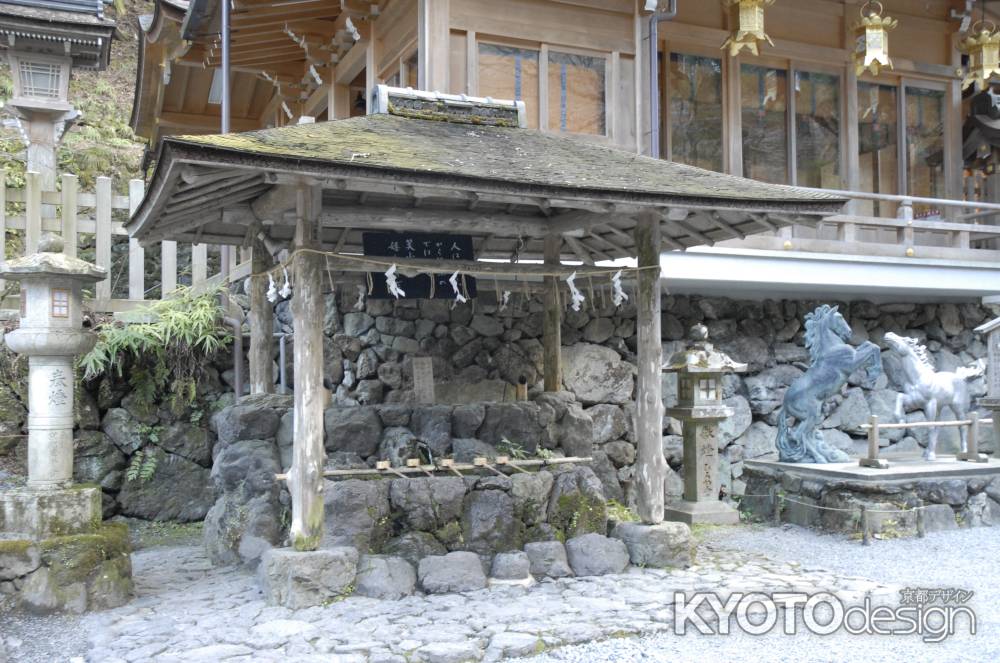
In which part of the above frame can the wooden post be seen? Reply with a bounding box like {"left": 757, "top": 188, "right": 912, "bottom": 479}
{"left": 128, "top": 179, "right": 145, "bottom": 301}
{"left": 95, "top": 176, "right": 112, "bottom": 300}
{"left": 861, "top": 505, "right": 870, "bottom": 546}
{"left": 418, "top": 0, "right": 450, "bottom": 92}
{"left": 957, "top": 417, "right": 989, "bottom": 463}
{"left": 192, "top": 243, "right": 208, "bottom": 285}
{"left": 770, "top": 485, "right": 781, "bottom": 526}
{"left": 543, "top": 234, "right": 562, "bottom": 392}
{"left": 249, "top": 240, "right": 275, "bottom": 394}
{"left": 25, "top": 171, "right": 42, "bottom": 255}
{"left": 61, "top": 174, "right": 77, "bottom": 257}
{"left": 634, "top": 210, "right": 666, "bottom": 524}
{"left": 161, "top": 241, "right": 178, "bottom": 296}
{"left": 860, "top": 415, "right": 889, "bottom": 468}
{"left": 288, "top": 184, "right": 326, "bottom": 551}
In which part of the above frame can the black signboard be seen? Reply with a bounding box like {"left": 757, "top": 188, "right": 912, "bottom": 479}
{"left": 362, "top": 231, "right": 478, "bottom": 300}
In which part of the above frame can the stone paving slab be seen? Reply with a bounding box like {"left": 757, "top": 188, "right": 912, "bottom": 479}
{"left": 78, "top": 540, "right": 899, "bottom": 663}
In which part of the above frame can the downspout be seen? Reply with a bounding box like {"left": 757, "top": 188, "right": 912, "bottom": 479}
{"left": 648, "top": 0, "right": 678, "bottom": 159}
{"left": 221, "top": 0, "right": 231, "bottom": 134}
{"left": 221, "top": 0, "right": 236, "bottom": 394}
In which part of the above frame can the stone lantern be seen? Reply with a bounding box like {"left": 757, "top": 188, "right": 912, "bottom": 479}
{"left": 0, "top": 234, "right": 104, "bottom": 533}
{"left": 0, "top": 236, "right": 133, "bottom": 614}
{"left": 1, "top": 2, "right": 116, "bottom": 194}
{"left": 662, "top": 324, "right": 747, "bottom": 525}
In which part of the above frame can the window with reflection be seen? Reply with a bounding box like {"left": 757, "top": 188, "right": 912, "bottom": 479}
{"left": 906, "top": 86, "right": 945, "bottom": 217}
{"left": 548, "top": 51, "right": 606, "bottom": 135}
{"left": 857, "top": 82, "right": 898, "bottom": 217}
{"left": 668, "top": 53, "right": 723, "bottom": 172}
{"left": 741, "top": 64, "right": 788, "bottom": 183}
{"left": 478, "top": 43, "right": 539, "bottom": 128}
{"left": 795, "top": 71, "right": 840, "bottom": 188}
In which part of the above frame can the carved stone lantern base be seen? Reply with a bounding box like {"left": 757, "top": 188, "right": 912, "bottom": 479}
{"left": 664, "top": 499, "right": 740, "bottom": 526}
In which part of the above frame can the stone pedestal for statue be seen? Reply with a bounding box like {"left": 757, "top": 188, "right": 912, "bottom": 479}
{"left": 974, "top": 316, "right": 1000, "bottom": 457}
{"left": 0, "top": 235, "right": 132, "bottom": 613}
{"left": 662, "top": 325, "right": 746, "bottom": 526}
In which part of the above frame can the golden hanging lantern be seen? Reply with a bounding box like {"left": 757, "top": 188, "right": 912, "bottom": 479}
{"left": 721, "top": 0, "right": 775, "bottom": 57}
{"left": 852, "top": 1, "right": 898, "bottom": 77}
{"left": 959, "top": 21, "right": 1000, "bottom": 91}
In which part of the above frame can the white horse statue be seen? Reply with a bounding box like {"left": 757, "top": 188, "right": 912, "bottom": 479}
{"left": 883, "top": 331, "right": 984, "bottom": 461}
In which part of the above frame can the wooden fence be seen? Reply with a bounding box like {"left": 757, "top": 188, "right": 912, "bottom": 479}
{"left": 1, "top": 170, "right": 251, "bottom": 312}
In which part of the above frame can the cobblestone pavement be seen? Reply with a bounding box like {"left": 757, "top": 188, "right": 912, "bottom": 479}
{"left": 6, "top": 524, "right": 991, "bottom": 663}
{"left": 35, "top": 530, "right": 897, "bottom": 663}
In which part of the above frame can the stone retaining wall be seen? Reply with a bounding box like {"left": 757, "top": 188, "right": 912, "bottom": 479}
{"left": 203, "top": 395, "right": 612, "bottom": 566}
{"left": 2, "top": 293, "right": 995, "bottom": 527}
{"left": 742, "top": 463, "right": 1000, "bottom": 536}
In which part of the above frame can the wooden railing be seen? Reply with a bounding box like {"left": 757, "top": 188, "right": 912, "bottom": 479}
{"left": 1, "top": 170, "right": 251, "bottom": 312}
{"left": 858, "top": 414, "right": 995, "bottom": 469}
{"left": 722, "top": 188, "right": 1000, "bottom": 263}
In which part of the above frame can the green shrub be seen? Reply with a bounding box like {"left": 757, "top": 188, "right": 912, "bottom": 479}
{"left": 79, "top": 287, "right": 231, "bottom": 408}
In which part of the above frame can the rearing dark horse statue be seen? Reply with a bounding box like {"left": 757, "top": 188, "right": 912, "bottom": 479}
{"left": 776, "top": 305, "right": 883, "bottom": 463}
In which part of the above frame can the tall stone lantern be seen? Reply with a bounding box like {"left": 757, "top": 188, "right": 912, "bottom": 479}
{"left": 662, "top": 324, "right": 747, "bottom": 525}
{"left": 0, "top": 234, "right": 104, "bottom": 533}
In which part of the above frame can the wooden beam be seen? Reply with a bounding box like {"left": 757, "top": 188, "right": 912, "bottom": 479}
{"left": 707, "top": 211, "right": 745, "bottom": 240}
{"left": 634, "top": 210, "right": 665, "bottom": 525}
{"left": 543, "top": 234, "right": 562, "bottom": 393}
{"left": 288, "top": 183, "right": 326, "bottom": 551}
{"left": 251, "top": 184, "right": 297, "bottom": 222}
{"left": 315, "top": 205, "right": 558, "bottom": 237}
{"left": 321, "top": 254, "right": 615, "bottom": 277}
{"left": 564, "top": 235, "right": 595, "bottom": 265}
{"left": 546, "top": 208, "right": 621, "bottom": 234}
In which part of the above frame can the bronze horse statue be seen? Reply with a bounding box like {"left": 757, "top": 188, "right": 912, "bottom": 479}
{"left": 776, "top": 305, "right": 883, "bottom": 463}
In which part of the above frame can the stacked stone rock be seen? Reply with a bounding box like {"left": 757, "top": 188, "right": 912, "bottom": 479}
{"left": 203, "top": 395, "right": 615, "bottom": 566}
{"left": 257, "top": 522, "right": 692, "bottom": 605}
{"left": 744, "top": 466, "right": 1000, "bottom": 534}
{"left": 199, "top": 393, "right": 693, "bottom": 603}
{"left": 2, "top": 294, "right": 996, "bottom": 522}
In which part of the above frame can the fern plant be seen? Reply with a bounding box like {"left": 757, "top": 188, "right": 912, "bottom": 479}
{"left": 80, "top": 287, "right": 232, "bottom": 408}
{"left": 126, "top": 448, "right": 159, "bottom": 483}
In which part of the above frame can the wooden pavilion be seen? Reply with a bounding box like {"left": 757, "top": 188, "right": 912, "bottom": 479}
{"left": 128, "top": 86, "right": 844, "bottom": 548}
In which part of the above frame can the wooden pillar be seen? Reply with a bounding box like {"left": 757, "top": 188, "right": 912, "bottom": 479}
{"left": 543, "top": 234, "right": 562, "bottom": 392}
{"left": 248, "top": 240, "right": 275, "bottom": 394}
{"left": 288, "top": 184, "right": 326, "bottom": 551}
{"left": 418, "top": 0, "right": 450, "bottom": 92}
{"left": 635, "top": 210, "right": 666, "bottom": 524}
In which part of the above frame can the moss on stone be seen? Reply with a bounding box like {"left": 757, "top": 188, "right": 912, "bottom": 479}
{"left": 434, "top": 520, "right": 464, "bottom": 548}
{"left": 0, "top": 539, "right": 33, "bottom": 555}
{"left": 291, "top": 533, "right": 321, "bottom": 552}
{"left": 38, "top": 523, "right": 132, "bottom": 587}
{"left": 550, "top": 493, "right": 607, "bottom": 539}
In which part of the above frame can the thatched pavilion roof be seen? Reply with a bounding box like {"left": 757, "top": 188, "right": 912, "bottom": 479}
{"left": 128, "top": 88, "right": 845, "bottom": 262}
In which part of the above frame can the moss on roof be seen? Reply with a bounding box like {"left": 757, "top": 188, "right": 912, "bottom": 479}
{"left": 169, "top": 114, "right": 842, "bottom": 206}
